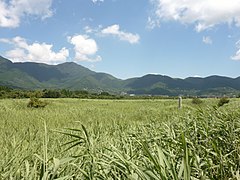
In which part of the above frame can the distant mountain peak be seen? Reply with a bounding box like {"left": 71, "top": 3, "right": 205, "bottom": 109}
{"left": 0, "top": 56, "right": 240, "bottom": 96}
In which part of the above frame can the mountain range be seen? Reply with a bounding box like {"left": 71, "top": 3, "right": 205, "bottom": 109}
{"left": 1, "top": 56, "right": 240, "bottom": 96}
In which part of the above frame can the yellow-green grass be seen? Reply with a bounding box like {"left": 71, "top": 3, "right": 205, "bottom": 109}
{"left": 0, "top": 98, "right": 239, "bottom": 179}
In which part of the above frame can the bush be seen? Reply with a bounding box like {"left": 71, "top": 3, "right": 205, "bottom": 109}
{"left": 192, "top": 97, "right": 203, "bottom": 105}
{"left": 42, "top": 89, "right": 61, "bottom": 98}
{"left": 27, "top": 97, "right": 48, "bottom": 108}
{"left": 218, "top": 97, "right": 230, "bottom": 107}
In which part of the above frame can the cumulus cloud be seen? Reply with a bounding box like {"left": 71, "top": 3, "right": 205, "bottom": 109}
{"left": 231, "top": 40, "right": 240, "bottom": 60}
{"left": 0, "top": 0, "right": 53, "bottom": 28}
{"left": 202, "top": 36, "right": 213, "bottom": 45}
{"left": 68, "top": 35, "right": 101, "bottom": 62}
{"left": 101, "top": 24, "right": 140, "bottom": 44}
{"left": 0, "top": 36, "right": 69, "bottom": 64}
{"left": 150, "top": 0, "right": 240, "bottom": 32}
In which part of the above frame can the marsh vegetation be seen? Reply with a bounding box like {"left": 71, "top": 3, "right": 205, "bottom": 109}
{"left": 0, "top": 98, "right": 239, "bottom": 179}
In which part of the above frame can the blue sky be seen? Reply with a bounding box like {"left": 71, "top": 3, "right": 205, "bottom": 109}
{"left": 1, "top": 0, "right": 240, "bottom": 79}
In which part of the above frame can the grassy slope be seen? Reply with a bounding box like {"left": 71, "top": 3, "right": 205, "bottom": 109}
{"left": 0, "top": 98, "right": 239, "bottom": 179}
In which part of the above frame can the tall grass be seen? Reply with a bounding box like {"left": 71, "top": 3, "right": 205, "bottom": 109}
{"left": 0, "top": 98, "right": 239, "bottom": 179}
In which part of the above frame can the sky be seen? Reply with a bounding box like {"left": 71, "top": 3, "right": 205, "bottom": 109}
{"left": 1, "top": 0, "right": 240, "bottom": 79}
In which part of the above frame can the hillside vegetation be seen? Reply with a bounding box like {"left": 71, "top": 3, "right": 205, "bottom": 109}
{"left": 1, "top": 56, "right": 240, "bottom": 96}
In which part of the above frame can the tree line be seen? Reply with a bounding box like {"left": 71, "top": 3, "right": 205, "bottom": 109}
{"left": 0, "top": 86, "right": 122, "bottom": 99}
{"left": 1, "top": 86, "right": 239, "bottom": 99}
{"left": 0, "top": 86, "right": 178, "bottom": 99}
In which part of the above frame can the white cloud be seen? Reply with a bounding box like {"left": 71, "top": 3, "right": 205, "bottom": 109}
{"left": 0, "top": 0, "right": 53, "bottom": 28}
{"left": 231, "top": 40, "right": 240, "bottom": 60}
{"left": 92, "top": 0, "right": 104, "bottom": 4}
{"left": 101, "top": 24, "right": 140, "bottom": 44}
{"left": 147, "top": 16, "right": 160, "bottom": 29}
{"left": 68, "top": 35, "right": 101, "bottom": 62}
{"left": 0, "top": 36, "right": 69, "bottom": 64}
{"left": 150, "top": 0, "right": 240, "bottom": 32}
{"left": 84, "top": 26, "right": 94, "bottom": 34}
{"left": 202, "top": 36, "right": 213, "bottom": 45}
{"left": 0, "top": 38, "right": 11, "bottom": 43}
{"left": 84, "top": 25, "right": 103, "bottom": 33}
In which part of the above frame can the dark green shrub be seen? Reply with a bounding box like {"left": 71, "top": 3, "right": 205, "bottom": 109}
{"left": 27, "top": 97, "right": 48, "bottom": 108}
{"left": 218, "top": 97, "right": 230, "bottom": 107}
{"left": 192, "top": 97, "right": 203, "bottom": 105}
{"left": 42, "top": 89, "right": 61, "bottom": 98}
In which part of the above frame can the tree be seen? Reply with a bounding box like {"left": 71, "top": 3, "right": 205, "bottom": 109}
{"left": 42, "top": 89, "right": 61, "bottom": 98}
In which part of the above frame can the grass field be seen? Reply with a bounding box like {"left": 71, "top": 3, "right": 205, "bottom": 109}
{"left": 0, "top": 98, "right": 240, "bottom": 179}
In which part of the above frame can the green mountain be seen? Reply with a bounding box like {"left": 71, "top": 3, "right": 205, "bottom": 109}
{"left": 124, "top": 74, "right": 240, "bottom": 96}
{"left": 0, "top": 56, "right": 122, "bottom": 91}
{"left": 0, "top": 56, "right": 240, "bottom": 96}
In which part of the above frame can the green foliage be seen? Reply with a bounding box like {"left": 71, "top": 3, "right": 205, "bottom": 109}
{"left": 27, "top": 97, "right": 48, "bottom": 108}
{"left": 1, "top": 99, "right": 240, "bottom": 179}
{"left": 30, "top": 90, "right": 43, "bottom": 98}
{"left": 191, "top": 97, "right": 203, "bottom": 104}
{"left": 0, "top": 86, "right": 124, "bottom": 99}
{"left": 218, "top": 97, "right": 230, "bottom": 107}
{"left": 1, "top": 56, "right": 240, "bottom": 96}
{"left": 42, "top": 89, "right": 61, "bottom": 98}
{"left": 0, "top": 86, "right": 12, "bottom": 91}
{"left": 100, "top": 91, "right": 110, "bottom": 96}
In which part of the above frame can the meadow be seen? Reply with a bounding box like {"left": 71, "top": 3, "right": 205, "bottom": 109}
{"left": 0, "top": 98, "right": 240, "bottom": 179}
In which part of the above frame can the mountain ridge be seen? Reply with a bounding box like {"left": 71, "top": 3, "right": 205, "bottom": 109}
{"left": 0, "top": 56, "right": 240, "bottom": 96}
